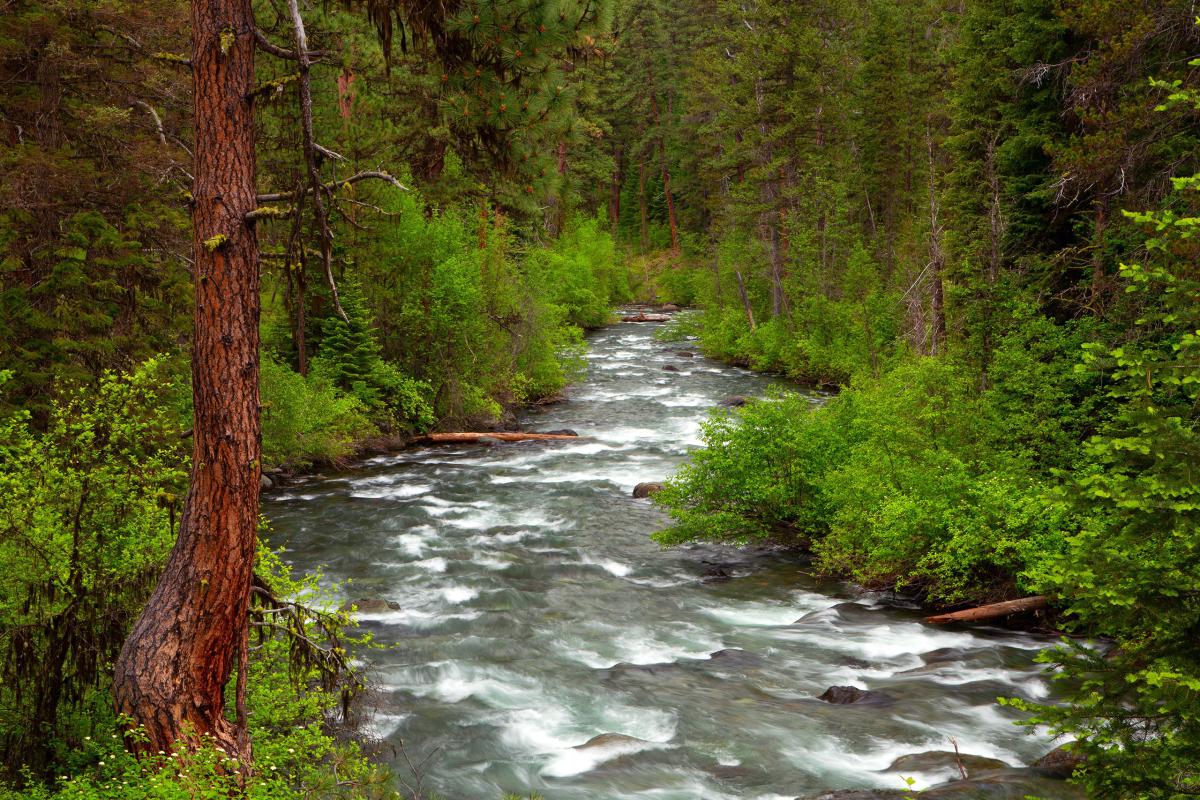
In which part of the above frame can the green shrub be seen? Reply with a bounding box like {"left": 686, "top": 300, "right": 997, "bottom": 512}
{"left": 656, "top": 356, "right": 1076, "bottom": 603}
{"left": 260, "top": 358, "right": 376, "bottom": 469}
{"left": 1, "top": 545, "right": 390, "bottom": 800}
{"left": 0, "top": 360, "right": 188, "bottom": 780}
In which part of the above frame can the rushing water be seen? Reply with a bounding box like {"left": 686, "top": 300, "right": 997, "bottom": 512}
{"left": 263, "top": 319, "right": 1061, "bottom": 800}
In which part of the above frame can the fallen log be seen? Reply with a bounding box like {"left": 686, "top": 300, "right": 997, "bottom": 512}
{"left": 925, "top": 595, "right": 1049, "bottom": 625}
{"left": 415, "top": 431, "right": 579, "bottom": 444}
{"left": 620, "top": 313, "right": 671, "bottom": 322}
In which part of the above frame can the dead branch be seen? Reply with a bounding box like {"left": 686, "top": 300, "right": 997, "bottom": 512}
{"left": 286, "top": 0, "right": 345, "bottom": 320}
{"left": 925, "top": 596, "right": 1049, "bottom": 625}
{"left": 131, "top": 100, "right": 167, "bottom": 145}
{"left": 255, "top": 170, "right": 408, "bottom": 203}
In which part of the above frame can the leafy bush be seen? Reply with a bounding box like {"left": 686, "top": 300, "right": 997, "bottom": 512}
{"left": 260, "top": 357, "right": 376, "bottom": 469}
{"left": 0, "top": 360, "right": 188, "bottom": 779}
{"left": 1, "top": 545, "right": 390, "bottom": 800}
{"left": 530, "top": 215, "right": 629, "bottom": 328}
{"left": 656, "top": 356, "right": 1076, "bottom": 603}
{"left": 1012, "top": 176, "right": 1200, "bottom": 798}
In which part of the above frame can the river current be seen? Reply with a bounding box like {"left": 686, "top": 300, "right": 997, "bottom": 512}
{"left": 263, "top": 319, "right": 1060, "bottom": 800}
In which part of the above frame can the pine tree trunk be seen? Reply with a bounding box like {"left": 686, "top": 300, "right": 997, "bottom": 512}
{"left": 638, "top": 159, "right": 649, "bottom": 252}
{"left": 609, "top": 144, "right": 623, "bottom": 235}
{"left": 113, "top": 0, "right": 260, "bottom": 763}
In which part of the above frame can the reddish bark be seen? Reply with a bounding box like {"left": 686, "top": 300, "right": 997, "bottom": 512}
{"left": 926, "top": 596, "right": 1049, "bottom": 625}
{"left": 113, "top": 0, "right": 260, "bottom": 762}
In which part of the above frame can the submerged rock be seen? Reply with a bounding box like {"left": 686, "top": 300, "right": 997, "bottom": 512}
{"left": 573, "top": 733, "right": 648, "bottom": 751}
{"left": 920, "top": 768, "right": 1087, "bottom": 799}
{"left": 802, "top": 792, "right": 910, "bottom": 800}
{"left": 706, "top": 648, "right": 766, "bottom": 668}
{"left": 340, "top": 597, "right": 401, "bottom": 613}
{"left": 804, "top": 767, "right": 1086, "bottom": 800}
{"left": 673, "top": 350, "right": 695, "bottom": 358}
{"left": 701, "top": 564, "right": 734, "bottom": 582}
{"left": 817, "top": 685, "right": 894, "bottom": 705}
{"left": 921, "top": 647, "right": 971, "bottom": 664}
{"left": 633, "top": 482, "right": 664, "bottom": 498}
{"left": 662, "top": 364, "right": 680, "bottom": 372}
{"left": 542, "top": 428, "right": 578, "bottom": 436}
{"left": 1031, "top": 743, "right": 1085, "bottom": 778}
{"left": 476, "top": 434, "right": 504, "bottom": 446}
{"left": 884, "top": 751, "right": 1010, "bottom": 774}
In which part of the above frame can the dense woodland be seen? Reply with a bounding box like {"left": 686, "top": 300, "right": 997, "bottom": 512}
{"left": 0, "top": 0, "right": 1198, "bottom": 797}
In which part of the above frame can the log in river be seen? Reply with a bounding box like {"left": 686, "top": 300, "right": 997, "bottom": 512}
{"left": 263, "top": 320, "right": 1069, "bottom": 800}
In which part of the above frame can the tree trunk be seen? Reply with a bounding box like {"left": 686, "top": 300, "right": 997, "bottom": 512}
{"left": 638, "top": 159, "right": 649, "bottom": 252}
{"left": 735, "top": 270, "right": 756, "bottom": 330}
{"left": 926, "top": 596, "right": 1048, "bottom": 625}
{"left": 609, "top": 143, "right": 623, "bottom": 235}
{"left": 926, "top": 127, "right": 946, "bottom": 355}
{"left": 113, "top": 0, "right": 260, "bottom": 763}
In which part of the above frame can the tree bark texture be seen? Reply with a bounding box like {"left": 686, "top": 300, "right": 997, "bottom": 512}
{"left": 925, "top": 596, "right": 1048, "bottom": 625}
{"left": 113, "top": 0, "right": 260, "bottom": 762}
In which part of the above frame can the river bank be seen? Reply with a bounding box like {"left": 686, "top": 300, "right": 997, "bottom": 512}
{"left": 261, "top": 318, "right": 1084, "bottom": 799}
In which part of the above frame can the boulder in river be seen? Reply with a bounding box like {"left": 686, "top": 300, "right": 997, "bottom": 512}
{"left": 804, "top": 767, "right": 1087, "bottom": 800}
{"left": 802, "top": 792, "right": 911, "bottom": 800}
{"left": 718, "top": 395, "right": 750, "bottom": 407}
{"left": 260, "top": 473, "right": 274, "bottom": 491}
{"left": 632, "top": 482, "right": 664, "bottom": 498}
{"left": 542, "top": 428, "right": 578, "bottom": 436}
{"left": 707, "top": 648, "right": 766, "bottom": 668}
{"left": 662, "top": 364, "right": 680, "bottom": 372}
{"left": 673, "top": 350, "right": 695, "bottom": 358}
{"left": 920, "top": 767, "right": 1087, "bottom": 799}
{"left": 661, "top": 303, "right": 681, "bottom": 312}
{"left": 884, "top": 751, "right": 1010, "bottom": 775}
{"left": 817, "top": 685, "right": 894, "bottom": 705}
{"left": 573, "top": 733, "right": 648, "bottom": 751}
{"left": 1030, "top": 743, "right": 1085, "bottom": 779}
{"left": 340, "top": 597, "right": 401, "bottom": 613}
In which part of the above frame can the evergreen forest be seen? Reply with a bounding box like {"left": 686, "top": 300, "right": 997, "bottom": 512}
{"left": 0, "top": 0, "right": 1198, "bottom": 798}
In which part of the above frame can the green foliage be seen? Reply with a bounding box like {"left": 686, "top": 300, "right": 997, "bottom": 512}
{"left": 1014, "top": 173, "right": 1200, "bottom": 798}
{"left": 0, "top": 360, "right": 188, "bottom": 779}
{"left": 529, "top": 215, "right": 629, "bottom": 329}
{"left": 1, "top": 545, "right": 391, "bottom": 800}
{"left": 309, "top": 282, "right": 435, "bottom": 432}
{"left": 658, "top": 344, "right": 1091, "bottom": 604}
{"left": 653, "top": 390, "right": 849, "bottom": 547}
{"left": 0, "top": 2, "right": 192, "bottom": 419}
{"left": 259, "top": 357, "right": 377, "bottom": 469}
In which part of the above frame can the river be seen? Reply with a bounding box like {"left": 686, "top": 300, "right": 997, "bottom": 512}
{"left": 263, "top": 319, "right": 1063, "bottom": 800}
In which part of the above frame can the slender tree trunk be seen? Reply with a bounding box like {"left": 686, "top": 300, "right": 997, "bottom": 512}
{"left": 926, "top": 128, "right": 945, "bottom": 355}
{"left": 113, "top": 0, "right": 260, "bottom": 763}
{"left": 647, "top": 78, "right": 679, "bottom": 254}
{"left": 980, "top": 135, "right": 1004, "bottom": 389}
{"left": 610, "top": 143, "right": 623, "bottom": 235}
{"left": 735, "top": 269, "right": 756, "bottom": 331}
{"left": 1089, "top": 201, "right": 1108, "bottom": 308}
{"left": 638, "top": 159, "right": 649, "bottom": 252}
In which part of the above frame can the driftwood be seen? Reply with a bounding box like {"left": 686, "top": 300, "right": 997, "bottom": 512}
{"left": 620, "top": 313, "right": 671, "bottom": 322}
{"left": 415, "top": 432, "right": 578, "bottom": 444}
{"left": 925, "top": 595, "right": 1049, "bottom": 625}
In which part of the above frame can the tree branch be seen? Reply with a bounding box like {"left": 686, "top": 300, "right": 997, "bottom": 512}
{"left": 254, "top": 170, "right": 408, "bottom": 203}
{"left": 288, "top": 0, "right": 344, "bottom": 320}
